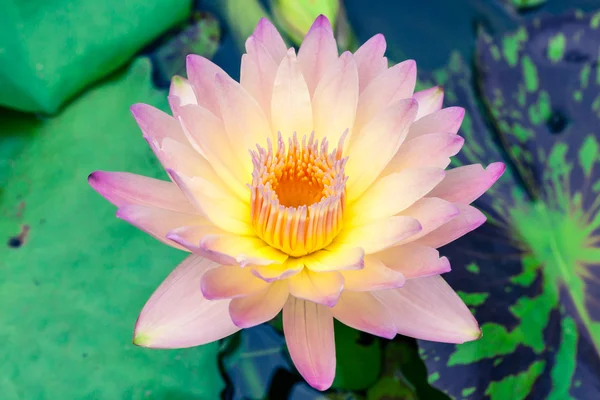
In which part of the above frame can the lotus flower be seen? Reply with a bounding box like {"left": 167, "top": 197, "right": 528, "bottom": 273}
{"left": 89, "top": 16, "right": 505, "bottom": 390}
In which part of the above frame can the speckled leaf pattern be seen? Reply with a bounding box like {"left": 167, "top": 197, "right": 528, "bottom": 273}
{"left": 417, "top": 11, "right": 600, "bottom": 400}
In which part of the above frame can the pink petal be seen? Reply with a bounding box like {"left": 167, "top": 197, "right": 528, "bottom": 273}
{"left": 168, "top": 170, "right": 253, "bottom": 235}
{"left": 88, "top": 171, "right": 195, "bottom": 213}
{"left": 166, "top": 226, "right": 233, "bottom": 264}
{"left": 353, "top": 34, "right": 388, "bottom": 92}
{"left": 311, "top": 51, "right": 359, "bottom": 145}
{"left": 288, "top": 269, "right": 344, "bottom": 307}
{"left": 229, "top": 281, "right": 289, "bottom": 328}
{"left": 415, "top": 204, "right": 486, "bottom": 248}
{"left": 346, "top": 98, "right": 418, "bottom": 201}
{"left": 397, "top": 197, "right": 460, "bottom": 243}
{"left": 130, "top": 103, "right": 187, "bottom": 144}
{"left": 214, "top": 73, "right": 273, "bottom": 172}
{"left": 371, "top": 244, "right": 451, "bottom": 279}
{"left": 341, "top": 256, "right": 405, "bottom": 291}
{"left": 348, "top": 168, "right": 445, "bottom": 226}
{"left": 355, "top": 60, "right": 417, "bottom": 129}
{"left": 303, "top": 245, "right": 365, "bottom": 272}
{"left": 251, "top": 18, "right": 288, "bottom": 63}
{"left": 240, "top": 38, "right": 278, "bottom": 120}
{"left": 145, "top": 137, "right": 216, "bottom": 182}
{"left": 271, "top": 48, "right": 313, "bottom": 137}
{"left": 297, "top": 15, "right": 339, "bottom": 95}
{"left": 283, "top": 297, "right": 336, "bottom": 391}
{"left": 405, "top": 106, "right": 465, "bottom": 141}
{"left": 133, "top": 255, "right": 239, "bottom": 348}
{"left": 197, "top": 234, "right": 288, "bottom": 267}
{"left": 201, "top": 265, "right": 270, "bottom": 300}
{"left": 413, "top": 86, "right": 444, "bottom": 120}
{"left": 383, "top": 133, "right": 464, "bottom": 174}
{"left": 177, "top": 104, "right": 250, "bottom": 197}
{"left": 331, "top": 291, "right": 396, "bottom": 339}
{"left": 428, "top": 163, "right": 506, "bottom": 205}
{"left": 116, "top": 205, "right": 205, "bottom": 250}
{"left": 169, "top": 75, "right": 198, "bottom": 112}
{"left": 251, "top": 258, "right": 304, "bottom": 282}
{"left": 186, "top": 55, "right": 228, "bottom": 117}
{"left": 373, "top": 276, "right": 481, "bottom": 343}
{"left": 335, "top": 216, "right": 422, "bottom": 254}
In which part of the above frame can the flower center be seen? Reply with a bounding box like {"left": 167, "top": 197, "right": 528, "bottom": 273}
{"left": 249, "top": 133, "right": 347, "bottom": 257}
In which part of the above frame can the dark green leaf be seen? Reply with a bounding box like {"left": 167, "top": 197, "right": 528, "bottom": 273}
{"left": 151, "top": 12, "right": 221, "bottom": 86}
{"left": 332, "top": 321, "right": 382, "bottom": 391}
{"left": 417, "top": 11, "right": 600, "bottom": 400}
{"left": 221, "top": 325, "right": 291, "bottom": 400}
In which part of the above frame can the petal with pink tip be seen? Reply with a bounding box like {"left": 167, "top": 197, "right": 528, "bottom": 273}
{"left": 346, "top": 99, "right": 418, "bottom": 201}
{"left": 428, "top": 163, "right": 506, "bottom": 205}
{"left": 186, "top": 55, "right": 228, "bottom": 117}
{"left": 413, "top": 86, "right": 444, "bottom": 120}
{"left": 130, "top": 103, "right": 187, "bottom": 144}
{"left": 348, "top": 168, "right": 445, "bottom": 226}
{"left": 383, "top": 133, "right": 464, "bottom": 174}
{"left": 297, "top": 15, "right": 338, "bottom": 95}
{"left": 341, "top": 256, "right": 405, "bottom": 291}
{"left": 201, "top": 264, "right": 270, "bottom": 300}
{"left": 198, "top": 234, "right": 288, "bottom": 267}
{"left": 415, "top": 204, "right": 486, "bottom": 248}
{"left": 397, "top": 197, "right": 460, "bottom": 243}
{"left": 355, "top": 60, "right": 416, "bottom": 129}
{"left": 250, "top": 18, "right": 287, "bottom": 63}
{"left": 283, "top": 297, "right": 336, "bottom": 391}
{"left": 88, "top": 171, "right": 195, "bottom": 213}
{"left": 133, "top": 255, "right": 239, "bottom": 348}
{"left": 353, "top": 34, "right": 388, "bottom": 92}
{"left": 178, "top": 104, "right": 249, "bottom": 197}
{"left": 303, "top": 246, "right": 364, "bottom": 272}
{"left": 215, "top": 73, "right": 273, "bottom": 172}
{"left": 169, "top": 170, "right": 252, "bottom": 235}
{"left": 373, "top": 276, "right": 481, "bottom": 343}
{"left": 229, "top": 281, "right": 289, "bottom": 328}
{"left": 288, "top": 268, "right": 344, "bottom": 307}
{"left": 405, "top": 106, "right": 465, "bottom": 141}
{"left": 332, "top": 291, "right": 396, "bottom": 339}
{"left": 335, "top": 216, "right": 422, "bottom": 254}
{"left": 169, "top": 75, "right": 197, "bottom": 112}
{"left": 311, "top": 51, "right": 359, "bottom": 145}
{"left": 251, "top": 258, "right": 304, "bottom": 282}
{"left": 117, "top": 205, "right": 206, "bottom": 250}
{"left": 241, "top": 38, "right": 278, "bottom": 120}
{"left": 371, "top": 244, "right": 451, "bottom": 279}
{"left": 271, "top": 48, "right": 313, "bottom": 137}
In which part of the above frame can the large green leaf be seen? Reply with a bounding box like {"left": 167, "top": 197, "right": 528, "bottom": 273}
{"left": 0, "top": 59, "right": 223, "bottom": 399}
{"left": 417, "top": 11, "right": 600, "bottom": 400}
{"left": 0, "top": 0, "right": 191, "bottom": 114}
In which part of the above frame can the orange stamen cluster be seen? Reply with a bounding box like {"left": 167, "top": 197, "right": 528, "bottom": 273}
{"left": 249, "top": 132, "right": 347, "bottom": 257}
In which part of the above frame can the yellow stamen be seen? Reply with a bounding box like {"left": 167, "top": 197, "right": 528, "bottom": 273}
{"left": 249, "top": 132, "right": 347, "bottom": 257}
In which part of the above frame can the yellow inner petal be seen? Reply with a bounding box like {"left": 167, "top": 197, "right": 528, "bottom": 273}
{"left": 249, "top": 132, "right": 347, "bottom": 257}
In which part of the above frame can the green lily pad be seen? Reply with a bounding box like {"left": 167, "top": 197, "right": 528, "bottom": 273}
{"left": 0, "top": 59, "right": 223, "bottom": 399}
{"left": 417, "top": 10, "right": 600, "bottom": 400}
{"left": 0, "top": 0, "right": 191, "bottom": 114}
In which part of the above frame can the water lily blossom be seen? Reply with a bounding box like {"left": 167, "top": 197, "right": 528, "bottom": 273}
{"left": 89, "top": 15, "right": 505, "bottom": 391}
